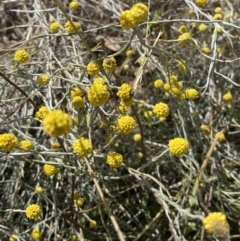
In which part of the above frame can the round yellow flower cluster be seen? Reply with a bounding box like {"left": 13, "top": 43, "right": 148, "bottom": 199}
{"left": 72, "top": 96, "right": 85, "bottom": 109}
{"left": 213, "top": 13, "right": 223, "bottom": 20}
{"left": 198, "top": 23, "right": 207, "bottom": 31}
{"left": 133, "top": 134, "right": 141, "bottom": 142}
{"left": 117, "top": 83, "right": 133, "bottom": 106}
{"left": 120, "top": 3, "right": 148, "bottom": 29}
{"left": 31, "top": 228, "right": 41, "bottom": 240}
{"left": 178, "top": 60, "right": 187, "bottom": 73}
{"left": 76, "top": 197, "right": 84, "bottom": 207}
{"left": 200, "top": 124, "right": 210, "bottom": 136}
{"left": 42, "top": 109, "right": 71, "bottom": 137}
{"left": 35, "top": 106, "right": 49, "bottom": 120}
{"left": 19, "top": 140, "right": 33, "bottom": 151}
{"left": 35, "top": 186, "right": 43, "bottom": 194}
{"left": 0, "top": 133, "right": 18, "bottom": 152}
{"left": 43, "top": 164, "right": 59, "bottom": 177}
{"left": 117, "top": 115, "right": 135, "bottom": 135}
{"left": 195, "top": 0, "right": 207, "bottom": 7}
{"left": 65, "top": 20, "right": 81, "bottom": 34}
{"left": 9, "top": 235, "right": 18, "bottom": 241}
{"left": 201, "top": 46, "right": 211, "bottom": 54}
{"left": 86, "top": 62, "right": 100, "bottom": 75}
{"left": 102, "top": 57, "right": 116, "bottom": 71}
{"left": 179, "top": 25, "right": 188, "bottom": 33}
{"left": 153, "top": 102, "right": 169, "bottom": 121}
{"left": 25, "top": 204, "right": 42, "bottom": 219}
{"left": 50, "top": 21, "right": 60, "bottom": 33}
{"left": 215, "top": 7, "right": 222, "bottom": 14}
{"left": 37, "top": 74, "right": 50, "bottom": 86}
{"left": 178, "top": 32, "right": 191, "bottom": 45}
{"left": 88, "top": 78, "right": 109, "bottom": 106}
{"left": 71, "top": 87, "right": 82, "bottom": 97}
{"left": 72, "top": 137, "right": 92, "bottom": 156}
{"left": 154, "top": 79, "right": 164, "bottom": 89}
{"left": 14, "top": 49, "right": 29, "bottom": 63}
{"left": 69, "top": 0, "right": 79, "bottom": 10}
{"left": 215, "top": 132, "right": 225, "bottom": 142}
{"left": 202, "top": 212, "right": 229, "bottom": 240}
{"left": 90, "top": 220, "right": 97, "bottom": 228}
{"left": 185, "top": 88, "right": 199, "bottom": 100}
{"left": 51, "top": 142, "right": 60, "bottom": 149}
{"left": 117, "top": 105, "right": 128, "bottom": 114}
{"left": 223, "top": 92, "right": 232, "bottom": 101}
{"left": 106, "top": 152, "right": 123, "bottom": 168}
{"left": 168, "top": 137, "right": 189, "bottom": 157}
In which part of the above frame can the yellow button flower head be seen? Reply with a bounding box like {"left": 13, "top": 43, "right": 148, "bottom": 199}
{"left": 87, "top": 78, "right": 109, "bottom": 106}
{"left": 37, "top": 74, "right": 50, "bottom": 86}
{"left": 90, "top": 220, "right": 97, "bottom": 228}
{"left": 215, "top": 132, "right": 225, "bottom": 142}
{"left": 168, "top": 137, "right": 189, "bottom": 157}
{"left": 72, "top": 96, "right": 85, "bottom": 109}
{"left": 117, "top": 105, "right": 128, "bottom": 114}
{"left": 35, "top": 186, "right": 43, "bottom": 194}
{"left": 69, "top": 0, "right": 79, "bottom": 10}
{"left": 213, "top": 13, "right": 223, "bottom": 20}
{"left": 120, "top": 10, "right": 137, "bottom": 29}
{"left": 76, "top": 197, "right": 84, "bottom": 207}
{"left": 153, "top": 102, "right": 169, "bottom": 121}
{"left": 31, "top": 228, "right": 41, "bottom": 240}
{"left": 223, "top": 92, "right": 232, "bottom": 101}
{"left": 185, "top": 88, "right": 199, "bottom": 100}
{"left": 25, "top": 204, "right": 42, "bottom": 219}
{"left": 131, "top": 3, "right": 148, "bottom": 23}
{"left": 200, "top": 124, "right": 210, "bottom": 136}
{"left": 50, "top": 21, "right": 60, "bottom": 33}
{"left": 121, "top": 98, "right": 134, "bottom": 107}
{"left": 35, "top": 106, "right": 49, "bottom": 121}
{"left": 117, "top": 83, "right": 134, "bottom": 106}
{"left": 215, "top": 7, "right": 222, "bottom": 13}
{"left": 195, "top": 0, "right": 207, "bottom": 7}
{"left": 201, "top": 46, "right": 211, "bottom": 54}
{"left": 0, "top": 133, "right": 18, "bottom": 152}
{"left": 43, "top": 164, "right": 59, "bottom": 177}
{"left": 179, "top": 25, "right": 188, "bottom": 33}
{"left": 71, "top": 87, "right": 82, "bottom": 98}
{"left": 117, "top": 115, "right": 135, "bottom": 135}
{"left": 65, "top": 20, "right": 81, "bottom": 34}
{"left": 202, "top": 212, "right": 229, "bottom": 240}
{"left": 198, "top": 23, "right": 207, "bottom": 31}
{"left": 178, "top": 61, "right": 187, "bottom": 73}
{"left": 133, "top": 134, "right": 142, "bottom": 142}
{"left": 107, "top": 152, "right": 123, "bottom": 168}
{"left": 170, "top": 87, "right": 181, "bottom": 96}
{"left": 163, "top": 82, "right": 171, "bottom": 91}
{"left": 70, "top": 235, "right": 77, "bottom": 241}
{"left": 19, "top": 139, "right": 33, "bottom": 151}
{"left": 86, "top": 62, "right": 100, "bottom": 75}
{"left": 14, "top": 49, "right": 29, "bottom": 63}
{"left": 9, "top": 234, "right": 18, "bottom": 241}
{"left": 42, "top": 109, "right": 71, "bottom": 137}
{"left": 72, "top": 137, "right": 92, "bottom": 156}
{"left": 154, "top": 79, "right": 164, "bottom": 89}
{"left": 51, "top": 142, "right": 60, "bottom": 149}
{"left": 102, "top": 56, "right": 116, "bottom": 71}
{"left": 126, "top": 49, "right": 134, "bottom": 57}
{"left": 117, "top": 83, "right": 133, "bottom": 100}
{"left": 178, "top": 32, "right": 191, "bottom": 45}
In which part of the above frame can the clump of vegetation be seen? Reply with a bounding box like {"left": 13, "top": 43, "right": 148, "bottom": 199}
{"left": 1, "top": 0, "right": 240, "bottom": 240}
